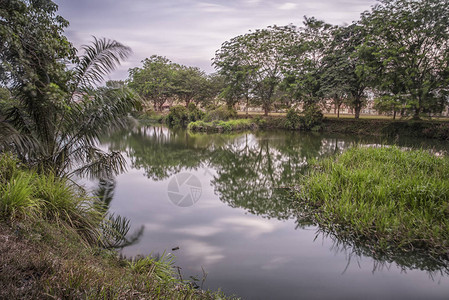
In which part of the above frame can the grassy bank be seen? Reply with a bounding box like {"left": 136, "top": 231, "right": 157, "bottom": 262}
{"left": 0, "top": 154, "right": 235, "bottom": 299}
{"left": 294, "top": 146, "right": 449, "bottom": 258}
{"left": 248, "top": 116, "right": 449, "bottom": 140}
{"left": 188, "top": 119, "right": 258, "bottom": 133}
{"left": 321, "top": 118, "right": 449, "bottom": 139}
{"left": 140, "top": 109, "right": 449, "bottom": 140}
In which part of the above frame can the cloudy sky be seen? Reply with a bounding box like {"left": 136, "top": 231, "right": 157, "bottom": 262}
{"left": 53, "top": 0, "right": 378, "bottom": 81}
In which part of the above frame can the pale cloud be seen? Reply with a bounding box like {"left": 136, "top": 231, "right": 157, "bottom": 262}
{"left": 245, "top": 0, "right": 262, "bottom": 5}
{"left": 197, "top": 2, "right": 234, "bottom": 13}
{"left": 54, "top": 0, "right": 378, "bottom": 79}
{"left": 279, "top": 2, "right": 298, "bottom": 10}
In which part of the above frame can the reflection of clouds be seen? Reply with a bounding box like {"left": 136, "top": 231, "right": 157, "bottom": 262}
{"left": 172, "top": 216, "right": 280, "bottom": 240}
{"left": 261, "top": 257, "right": 292, "bottom": 270}
{"left": 143, "top": 222, "right": 166, "bottom": 232}
{"left": 217, "top": 217, "right": 279, "bottom": 238}
{"left": 169, "top": 216, "right": 281, "bottom": 266}
{"left": 180, "top": 240, "right": 225, "bottom": 265}
{"left": 173, "top": 226, "right": 223, "bottom": 237}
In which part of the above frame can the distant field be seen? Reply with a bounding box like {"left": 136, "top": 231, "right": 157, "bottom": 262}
{"left": 237, "top": 111, "right": 449, "bottom": 121}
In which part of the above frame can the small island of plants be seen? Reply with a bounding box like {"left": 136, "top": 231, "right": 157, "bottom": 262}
{"left": 294, "top": 146, "right": 449, "bottom": 259}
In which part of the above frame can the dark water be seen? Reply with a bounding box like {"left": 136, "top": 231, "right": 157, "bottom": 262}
{"left": 97, "top": 126, "right": 449, "bottom": 300}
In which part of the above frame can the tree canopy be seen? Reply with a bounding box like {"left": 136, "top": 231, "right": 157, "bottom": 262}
{"left": 212, "top": 0, "right": 449, "bottom": 119}
{"left": 128, "top": 56, "right": 219, "bottom": 111}
{"left": 0, "top": 0, "right": 139, "bottom": 177}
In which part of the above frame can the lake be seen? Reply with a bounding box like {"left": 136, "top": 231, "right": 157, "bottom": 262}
{"left": 96, "top": 125, "right": 449, "bottom": 299}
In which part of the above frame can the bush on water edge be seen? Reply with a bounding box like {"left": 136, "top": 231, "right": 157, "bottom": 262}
{"left": 0, "top": 153, "right": 236, "bottom": 299}
{"left": 188, "top": 119, "right": 258, "bottom": 133}
{"left": 294, "top": 146, "right": 449, "bottom": 258}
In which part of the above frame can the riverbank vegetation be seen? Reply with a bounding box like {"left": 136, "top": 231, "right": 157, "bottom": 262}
{"left": 0, "top": 1, "right": 233, "bottom": 298}
{"left": 294, "top": 146, "right": 449, "bottom": 259}
{"left": 188, "top": 119, "right": 258, "bottom": 133}
{"left": 0, "top": 154, "right": 233, "bottom": 299}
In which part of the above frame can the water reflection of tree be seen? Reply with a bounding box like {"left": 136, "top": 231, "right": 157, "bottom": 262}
{"left": 103, "top": 126, "right": 207, "bottom": 180}
{"left": 296, "top": 212, "right": 449, "bottom": 277}
{"left": 209, "top": 133, "right": 308, "bottom": 220}
{"left": 93, "top": 178, "right": 144, "bottom": 249}
{"left": 102, "top": 125, "right": 449, "bottom": 275}
{"left": 324, "top": 228, "right": 449, "bottom": 277}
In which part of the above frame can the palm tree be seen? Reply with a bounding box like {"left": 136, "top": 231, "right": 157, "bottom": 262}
{"left": 0, "top": 37, "right": 140, "bottom": 178}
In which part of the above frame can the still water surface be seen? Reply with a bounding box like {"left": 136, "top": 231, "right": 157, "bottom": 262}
{"left": 97, "top": 126, "right": 449, "bottom": 299}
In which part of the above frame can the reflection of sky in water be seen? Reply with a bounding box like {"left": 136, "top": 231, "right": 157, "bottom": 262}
{"left": 102, "top": 129, "right": 449, "bottom": 300}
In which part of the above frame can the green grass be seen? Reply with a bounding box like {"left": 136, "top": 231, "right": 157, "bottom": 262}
{"left": 188, "top": 118, "right": 258, "bottom": 132}
{"left": 294, "top": 146, "right": 449, "bottom": 258}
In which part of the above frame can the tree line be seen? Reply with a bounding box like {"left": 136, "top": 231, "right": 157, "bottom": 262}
{"left": 126, "top": 0, "right": 449, "bottom": 120}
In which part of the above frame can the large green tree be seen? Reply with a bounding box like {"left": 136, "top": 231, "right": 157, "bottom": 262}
{"left": 0, "top": 0, "right": 138, "bottom": 177}
{"left": 282, "top": 17, "right": 334, "bottom": 108}
{"left": 173, "top": 65, "right": 209, "bottom": 107}
{"left": 214, "top": 25, "right": 298, "bottom": 115}
{"left": 320, "top": 23, "right": 373, "bottom": 119}
{"left": 362, "top": 0, "right": 449, "bottom": 119}
{"left": 128, "top": 55, "right": 176, "bottom": 112}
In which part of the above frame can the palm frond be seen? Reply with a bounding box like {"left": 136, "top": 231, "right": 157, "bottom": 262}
{"left": 74, "top": 37, "right": 132, "bottom": 89}
{"left": 0, "top": 120, "right": 43, "bottom": 160}
{"left": 101, "top": 214, "right": 144, "bottom": 249}
{"left": 68, "top": 147, "right": 126, "bottom": 179}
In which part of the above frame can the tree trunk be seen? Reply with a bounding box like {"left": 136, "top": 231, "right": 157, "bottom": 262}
{"left": 337, "top": 104, "right": 340, "bottom": 119}
{"left": 354, "top": 105, "right": 361, "bottom": 119}
{"left": 413, "top": 106, "right": 421, "bottom": 120}
{"left": 393, "top": 110, "right": 396, "bottom": 120}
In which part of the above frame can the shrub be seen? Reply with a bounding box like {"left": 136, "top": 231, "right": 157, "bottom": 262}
{"left": 0, "top": 153, "right": 18, "bottom": 185}
{"left": 167, "top": 105, "right": 189, "bottom": 127}
{"left": 188, "top": 119, "right": 257, "bottom": 133}
{"left": 300, "top": 104, "right": 323, "bottom": 130}
{"left": 129, "top": 251, "right": 176, "bottom": 283}
{"left": 284, "top": 108, "right": 301, "bottom": 130}
{"left": 1, "top": 172, "right": 38, "bottom": 218}
{"left": 204, "top": 106, "right": 237, "bottom": 122}
{"left": 187, "top": 103, "right": 205, "bottom": 122}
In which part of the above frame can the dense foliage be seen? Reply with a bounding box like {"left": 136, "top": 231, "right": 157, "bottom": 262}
{"left": 128, "top": 55, "right": 222, "bottom": 111}
{"left": 212, "top": 0, "right": 449, "bottom": 119}
{"left": 0, "top": 0, "right": 139, "bottom": 177}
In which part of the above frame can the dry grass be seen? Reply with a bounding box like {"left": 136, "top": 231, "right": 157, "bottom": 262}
{"left": 0, "top": 221, "right": 234, "bottom": 300}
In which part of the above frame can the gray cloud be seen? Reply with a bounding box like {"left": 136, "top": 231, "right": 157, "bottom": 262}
{"left": 54, "top": 0, "right": 377, "bottom": 80}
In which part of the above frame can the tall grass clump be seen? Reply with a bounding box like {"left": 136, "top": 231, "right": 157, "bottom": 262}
{"left": 1, "top": 172, "right": 38, "bottom": 218}
{"left": 295, "top": 146, "right": 449, "bottom": 257}
{"left": 0, "top": 154, "right": 105, "bottom": 244}
{"left": 188, "top": 119, "right": 257, "bottom": 133}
